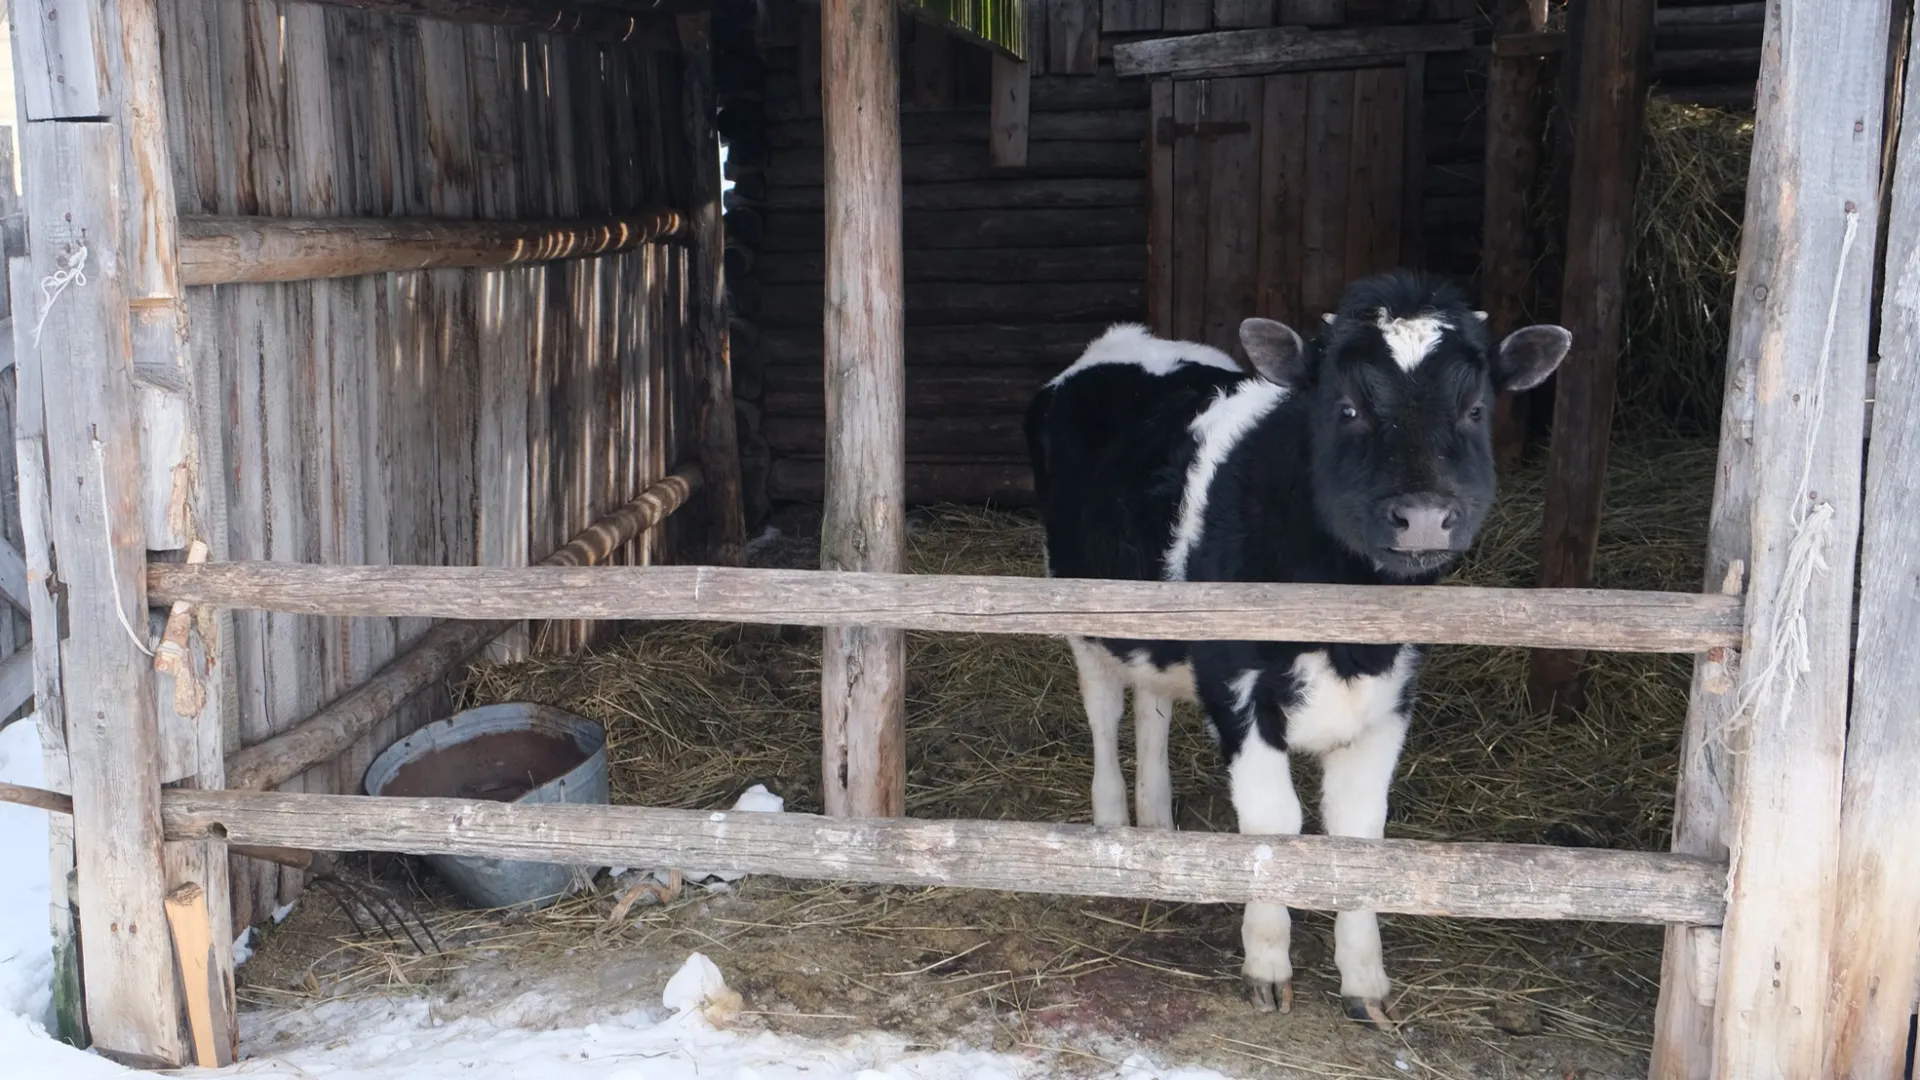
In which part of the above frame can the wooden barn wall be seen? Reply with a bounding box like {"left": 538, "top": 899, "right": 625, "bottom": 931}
{"left": 721, "top": 0, "right": 1763, "bottom": 513}
{"left": 158, "top": 0, "right": 703, "bottom": 926}
{"left": 724, "top": 1, "right": 1486, "bottom": 510}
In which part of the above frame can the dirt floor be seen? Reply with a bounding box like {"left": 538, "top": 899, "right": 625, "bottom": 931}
{"left": 236, "top": 438, "right": 1719, "bottom": 1080}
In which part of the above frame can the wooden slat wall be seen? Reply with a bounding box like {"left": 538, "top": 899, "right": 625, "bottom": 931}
{"left": 157, "top": 0, "right": 701, "bottom": 928}
{"left": 731, "top": 0, "right": 1486, "bottom": 508}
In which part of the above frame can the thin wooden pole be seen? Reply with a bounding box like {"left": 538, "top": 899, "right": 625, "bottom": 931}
{"left": 1481, "top": 0, "right": 1550, "bottom": 466}
{"left": 677, "top": 14, "right": 748, "bottom": 567}
{"left": 819, "top": 0, "right": 907, "bottom": 819}
{"left": 1826, "top": 19, "right": 1920, "bottom": 1074}
{"left": 1704, "top": 0, "right": 1891, "bottom": 1073}
{"left": 1527, "top": 0, "right": 1656, "bottom": 719}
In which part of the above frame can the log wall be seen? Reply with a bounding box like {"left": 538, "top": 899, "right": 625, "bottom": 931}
{"left": 157, "top": 0, "right": 705, "bottom": 928}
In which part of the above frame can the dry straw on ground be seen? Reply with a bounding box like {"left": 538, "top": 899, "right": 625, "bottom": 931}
{"left": 434, "top": 437, "right": 1718, "bottom": 1062}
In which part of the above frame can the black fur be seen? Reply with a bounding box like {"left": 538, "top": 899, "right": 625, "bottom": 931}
{"left": 1027, "top": 271, "right": 1539, "bottom": 760}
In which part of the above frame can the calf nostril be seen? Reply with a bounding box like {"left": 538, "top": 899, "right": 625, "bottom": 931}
{"left": 1390, "top": 509, "right": 1410, "bottom": 529}
{"left": 1440, "top": 510, "right": 1457, "bottom": 530}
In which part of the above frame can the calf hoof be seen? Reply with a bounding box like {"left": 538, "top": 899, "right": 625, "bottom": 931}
{"left": 1341, "top": 996, "right": 1396, "bottom": 1031}
{"left": 1246, "top": 977, "right": 1293, "bottom": 1014}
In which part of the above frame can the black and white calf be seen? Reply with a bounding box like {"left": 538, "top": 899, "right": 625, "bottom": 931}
{"left": 1024, "top": 271, "right": 1571, "bottom": 1026}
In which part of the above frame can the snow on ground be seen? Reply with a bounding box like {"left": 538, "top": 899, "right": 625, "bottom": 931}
{"left": 2, "top": 722, "right": 1239, "bottom": 1080}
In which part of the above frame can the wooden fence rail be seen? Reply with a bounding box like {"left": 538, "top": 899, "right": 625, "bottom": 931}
{"left": 176, "top": 212, "right": 684, "bottom": 285}
{"left": 147, "top": 564, "right": 1744, "bottom": 653}
{"left": 156, "top": 788, "right": 1730, "bottom": 925}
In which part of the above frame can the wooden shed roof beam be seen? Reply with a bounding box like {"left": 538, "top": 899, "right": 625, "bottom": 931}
{"left": 1112, "top": 23, "right": 1473, "bottom": 80}
{"left": 176, "top": 212, "right": 683, "bottom": 286}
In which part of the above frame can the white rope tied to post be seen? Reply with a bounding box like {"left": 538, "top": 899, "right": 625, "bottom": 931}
{"left": 1717, "top": 205, "right": 1860, "bottom": 891}
{"left": 30, "top": 242, "right": 89, "bottom": 347}
{"left": 91, "top": 438, "right": 155, "bottom": 658}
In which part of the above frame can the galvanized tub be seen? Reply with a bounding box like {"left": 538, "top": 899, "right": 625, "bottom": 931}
{"left": 364, "top": 703, "right": 609, "bottom": 910}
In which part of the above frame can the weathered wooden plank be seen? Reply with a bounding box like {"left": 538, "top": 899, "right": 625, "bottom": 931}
{"left": 1214, "top": 0, "right": 1276, "bottom": 31}
{"left": 149, "top": 562, "right": 1744, "bottom": 653}
{"left": 1112, "top": 22, "right": 1472, "bottom": 79}
{"left": 765, "top": 413, "right": 1028, "bottom": 456}
{"left": 1105, "top": 0, "right": 1163, "bottom": 34}
{"left": 11, "top": 0, "right": 113, "bottom": 120}
{"left": 760, "top": 320, "right": 1115, "bottom": 367}
{"left": 989, "top": 49, "right": 1031, "bottom": 168}
{"left": 20, "top": 119, "right": 184, "bottom": 1066}
{"left": 160, "top": 788, "right": 1731, "bottom": 925}
{"left": 1048, "top": 0, "right": 1099, "bottom": 74}
{"left": 1253, "top": 72, "right": 1308, "bottom": 329}
{"left": 1700, "top": 0, "right": 1890, "bottom": 1073}
{"left": 1201, "top": 77, "right": 1262, "bottom": 358}
{"left": 763, "top": 366, "right": 1059, "bottom": 414}
{"left": 763, "top": 107, "right": 1147, "bottom": 149}
{"left": 0, "top": 640, "right": 31, "bottom": 719}
{"left": 219, "top": 463, "right": 701, "bottom": 794}
{"left": 1163, "top": 0, "right": 1213, "bottom": 32}
{"left": 1824, "top": 18, "right": 1920, "bottom": 1074}
{"left": 176, "top": 212, "right": 683, "bottom": 285}
{"left": 1398, "top": 52, "right": 1424, "bottom": 269}
{"left": 769, "top": 457, "right": 1036, "bottom": 505}
{"left": 1147, "top": 80, "right": 1173, "bottom": 335}
{"left": 1529, "top": 0, "right": 1656, "bottom": 718}
{"left": 822, "top": 0, "right": 908, "bottom": 819}
{"left": 1343, "top": 65, "right": 1404, "bottom": 276}
{"left": 0, "top": 538, "right": 28, "bottom": 614}
{"left": 758, "top": 280, "right": 1143, "bottom": 327}
{"left": 1169, "top": 81, "right": 1207, "bottom": 341}
{"left": 755, "top": 244, "right": 1148, "bottom": 284}
{"left": 770, "top": 140, "right": 1144, "bottom": 185}
{"left": 1300, "top": 68, "right": 1354, "bottom": 317}
{"left": 762, "top": 205, "right": 1144, "bottom": 252}
{"left": 1482, "top": 0, "right": 1551, "bottom": 466}
{"left": 280, "top": 0, "right": 678, "bottom": 44}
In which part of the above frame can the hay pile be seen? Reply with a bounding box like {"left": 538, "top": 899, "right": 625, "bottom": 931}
{"left": 445, "top": 438, "right": 1717, "bottom": 1056}
{"left": 1618, "top": 100, "right": 1754, "bottom": 437}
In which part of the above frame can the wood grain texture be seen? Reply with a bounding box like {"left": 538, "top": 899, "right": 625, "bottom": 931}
{"left": 1048, "top": 0, "right": 1099, "bottom": 75}
{"left": 1482, "top": 0, "right": 1550, "bottom": 466}
{"left": 1112, "top": 22, "right": 1471, "bottom": 79}
{"left": 21, "top": 120, "right": 184, "bottom": 1066}
{"left": 219, "top": 465, "right": 701, "bottom": 794}
{"left": 1201, "top": 77, "right": 1261, "bottom": 358}
{"left": 176, "top": 212, "right": 682, "bottom": 284}
{"left": 1528, "top": 0, "right": 1655, "bottom": 718}
{"left": 989, "top": 51, "right": 1031, "bottom": 168}
{"left": 1703, "top": 0, "right": 1890, "bottom": 1074}
{"left": 820, "top": 0, "right": 908, "bottom": 819}
{"left": 293, "top": 0, "right": 679, "bottom": 44}
{"left": 158, "top": 788, "right": 1730, "bottom": 925}
{"left": 1824, "top": 19, "right": 1920, "bottom": 1073}
{"left": 11, "top": 0, "right": 114, "bottom": 120}
{"left": 148, "top": 562, "right": 1743, "bottom": 653}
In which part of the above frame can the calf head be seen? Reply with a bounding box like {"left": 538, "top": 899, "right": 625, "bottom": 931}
{"left": 1239, "top": 271, "right": 1571, "bottom": 579}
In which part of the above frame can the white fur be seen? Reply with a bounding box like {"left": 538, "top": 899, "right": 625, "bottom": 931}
{"left": 1282, "top": 648, "right": 1417, "bottom": 756}
{"left": 1047, "top": 323, "right": 1241, "bottom": 388}
{"left": 1163, "top": 380, "right": 1290, "bottom": 581}
{"left": 1229, "top": 731, "right": 1302, "bottom": 989}
{"left": 1374, "top": 308, "right": 1450, "bottom": 373}
{"left": 1229, "top": 668, "right": 1262, "bottom": 717}
{"left": 1067, "top": 637, "right": 1196, "bottom": 829}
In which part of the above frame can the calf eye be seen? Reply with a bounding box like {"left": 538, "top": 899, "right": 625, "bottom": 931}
{"left": 1466, "top": 404, "right": 1486, "bottom": 423}
{"left": 1339, "top": 404, "right": 1359, "bottom": 422}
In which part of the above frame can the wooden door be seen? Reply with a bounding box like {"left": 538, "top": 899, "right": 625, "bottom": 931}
{"left": 1148, "top": 63, "right": 1425, "bottom": 357}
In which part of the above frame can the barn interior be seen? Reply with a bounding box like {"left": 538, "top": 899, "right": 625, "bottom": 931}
{"left": 5, "top": 0, "right": 1778, "bottom": 1075}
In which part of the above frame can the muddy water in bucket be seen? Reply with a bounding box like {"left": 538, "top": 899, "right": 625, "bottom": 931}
{"left": 365, "top": 703, "right": 609, "bottom": 910}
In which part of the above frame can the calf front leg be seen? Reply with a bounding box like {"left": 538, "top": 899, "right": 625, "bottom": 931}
{"left": 1229, "top": 727, "right": 1303, "bottom": 1013}
{"left": 1133, "top": 688, "right": 1175, "bottom": 829}
{"left": 1317, "top": 716, "right": 1408, "bottom": 1029}
{"left": 1068, "top": 636, "right": 1130, "bottom": 827}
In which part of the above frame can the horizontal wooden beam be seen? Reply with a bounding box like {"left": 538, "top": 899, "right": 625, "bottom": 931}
{"left": 177, "top": 212, "right": 683, "bottom": 286}
{"left": 1656, "top": 2, "right": 1763, "bottom": 27}
{"left": 221, "top": 465, "right": 701, "bottom": 793}
{"left": 299, "top": 0, "right": 682, "bottom": 43}
{"left": 159, "top": 788, "right": 1729, "bottom": 924}
{"left": 148, "top": 563, "right": 1745, "bottom": 653}
{"left": 0, "top": 783, "right": 325, "bottom": 870}
{"left": 1112, "top": 23, "right": 1474, "bottom": 80}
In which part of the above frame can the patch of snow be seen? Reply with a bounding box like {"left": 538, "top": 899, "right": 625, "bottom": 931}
{"left": 232, "top": 928, "right": 255, "bottom": 968}
{"left": 0, "top": 1012, "right": 130, "bottom": 1079}
{"left": 660, "top": 952, "right": 743, "bottom": 1028}
{"left": 270, "top": 901, "right": 297, "bottom": 925}
{"left": 0, "top": 716, "right": 54, "bottom": 1031}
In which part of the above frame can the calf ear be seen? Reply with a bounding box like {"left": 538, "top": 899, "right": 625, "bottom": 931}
{"left": 1493, "top": 325, "right": 1572, "bottom": 392}
{"left": 1240, "top": 318, "right": 1309, "bottom": 390}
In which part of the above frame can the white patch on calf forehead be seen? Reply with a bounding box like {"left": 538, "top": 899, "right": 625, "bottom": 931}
{"left": 1372, "top": 307, "right": 1451, "bottom": 373}
{"left": 1162, "top": 379, "right": 1289, "bottom": 581}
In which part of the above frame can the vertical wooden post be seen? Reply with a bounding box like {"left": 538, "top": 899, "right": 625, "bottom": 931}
{"left": 1481, "top": 0, "right": 1549, "bottom": 466}
{"left": 680, "top": 12, "right": 748, "bottom": 568}
{"left": 18, "top": 118, "right": 185, "bottom": 1067}
{"left": 111, "top": 0, "right": 237, "bottom": 1053}
{"left": 819, "top": 0, "right": 907, "bottom": 819}
{"left": 990, "top": 48, "right": 1031, "bottom": 168}
{"left": 1826, "top": 20, "right": 1920, "bottom": 1075}
{"left": 1526, "top": 0, "right": 1655, "bottom": 719}
{"left": 1705, "top": 0, "right": 1891, "bottom": 1074}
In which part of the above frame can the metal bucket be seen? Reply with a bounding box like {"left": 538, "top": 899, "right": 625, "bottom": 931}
{"left": 364, "top": 703, "right": 609, "bottom": 910}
